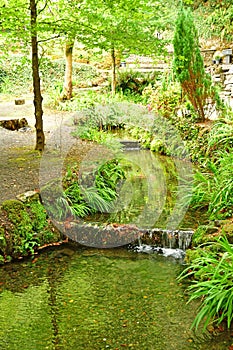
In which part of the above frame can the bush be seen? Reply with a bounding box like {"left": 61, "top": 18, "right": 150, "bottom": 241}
{"left": 147, "top": 81, "right": 183, "bottom": 118}
{"left": 0, "top": 55, "right": 100, "bottom": 94}
{"left": 115, "top": 69, "right": 158, "bottom": 95}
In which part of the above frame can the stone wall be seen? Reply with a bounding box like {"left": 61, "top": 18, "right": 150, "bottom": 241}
{"left": 123, "top": 49, "right": 233, "bottom": 110}
{"left": 202, "top": 48, "right": 233, "bottom": 109}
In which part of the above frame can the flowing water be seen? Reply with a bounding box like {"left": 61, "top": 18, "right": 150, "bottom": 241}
{"left": 0, "top": 246, "right": 232, "bottom": 350}
{"left": 0, "top": 145, "right": 231, "bottom": 349}
{"left": 85, "top": 147, "right": 202, "bottom": 231}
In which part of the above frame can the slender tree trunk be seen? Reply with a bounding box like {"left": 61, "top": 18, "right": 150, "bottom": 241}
{"left": 62, "top": 40, "right": 74, "bottom": 100}
{"left": 111, "top": 46, "right": 116, "bottom": 95}
{"left": 30, "top": 0, "right": 45, "bottom": 151}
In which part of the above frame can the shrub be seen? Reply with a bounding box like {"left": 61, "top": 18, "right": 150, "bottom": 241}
{"left": 147, "top": 81, "right": 183, "bottom": 118}
{"left": 115, "top": 69, "right": 158, "bottom": 95}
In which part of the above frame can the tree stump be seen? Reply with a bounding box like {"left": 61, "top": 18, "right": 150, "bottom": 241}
{"left": 15, "top": 99, "right": 25, "bottom": 105}
{"left": 0, "top": 118, "right": 28, "bottom": 130}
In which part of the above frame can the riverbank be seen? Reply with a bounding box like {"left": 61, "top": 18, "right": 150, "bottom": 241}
{"left": 0, "top": 95, "right": 232, "bottom": 263}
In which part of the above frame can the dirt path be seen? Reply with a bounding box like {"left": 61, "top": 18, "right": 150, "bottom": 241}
{"left": 0, "top": 94, "right": 89, "bottom": 204}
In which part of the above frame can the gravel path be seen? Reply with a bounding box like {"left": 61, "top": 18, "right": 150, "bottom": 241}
{"left": 0, "top": 95, "right": 90, "bottom": 204}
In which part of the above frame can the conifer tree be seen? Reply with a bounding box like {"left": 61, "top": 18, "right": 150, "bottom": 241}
{"left": 173, "top": 6, "right": 215, "bottom": 121}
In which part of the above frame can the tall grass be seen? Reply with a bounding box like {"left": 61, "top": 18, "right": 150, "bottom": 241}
{"left": 190, "top": 152, "right": 233, "bottom": 219}
{"left": 178, "top": 236, "right": 233, "bottom": 331}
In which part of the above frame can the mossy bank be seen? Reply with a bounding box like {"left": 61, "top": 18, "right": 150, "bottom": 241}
{"left": 0, "top": 193, "right": 62, "bottom": 264}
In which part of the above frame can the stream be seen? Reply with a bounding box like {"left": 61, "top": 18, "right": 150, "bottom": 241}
{"left": 0, "top": 142, "right": 232, "bottom": 349}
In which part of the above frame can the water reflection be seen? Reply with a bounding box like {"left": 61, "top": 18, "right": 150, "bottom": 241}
{"left": 0, "top": 247, "right": 231, "bottom": 349}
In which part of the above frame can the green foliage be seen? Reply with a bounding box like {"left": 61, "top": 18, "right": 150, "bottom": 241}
{"left": 62, "top": 160, "right": 126, "bottom": 219}
{"left": 0, "top": 67, "right": 8, "bottom": 92}
{"left": 207, "top": 119, "right": 233, "bottom": 156}
{"left": 115, "top": 69, "right": 158, "bottom": 95}
{"left": 0, "top": 200, "right": 37, "bottom": 257}
{"left": 27, "top": 200, "right": 48, "bottom": 231}
{"left": 146, "top": 81, "right": 183, "bottom": 118}
{"left": 74, "top": 127, "right": 123, "bottom": 152}
{"left": 190, "top": 151, "right": 233, "bottom": 219}
{"left": 193, "top": 0, "right": 233, "bottom": 42}
{"left": 179, "top": 236, "right": 233, "bottom": 330}
{"left": 191, "top": 224, "right": 217, "bottom": 246}
{"left": 0, "top": 198, "right": 61, "bottom": 261}
{"left": 0, "top": 55, "right": 100, "bottom": 94}
{"left": 173, "top": 6, "right": 216, "bottom": 121}
{"left": 0, "top": 55, "right": 32, "bottom": 94}
{"left": 208, "top": 153, "right": 233, "bottom": 218}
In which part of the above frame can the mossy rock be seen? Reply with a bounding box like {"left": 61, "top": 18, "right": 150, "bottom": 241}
{"left": 1, "top": 199, "right": 25, "bottom": 215}
{"left": 220, "top": 218, "right": 233, "bottom": 243}
{"left": 0, "top": 198, "right": 63, "bottom": 262}
{"left": 184, "top": 247, "right": 205, "bottom": 264}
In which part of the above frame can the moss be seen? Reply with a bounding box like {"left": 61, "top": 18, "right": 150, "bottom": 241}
{"left": 192, "top": 224, "right": 219, "bottom": 246}
{"left": 27, "top": 199, "right": 48, "bottom": 231}
{"left": 36, "top": 227, "right": 62, "bottom": 246}
{"left": 0, "top": 198, "right": 63, "bottom": 263}
{"left": 184, "top": 247, "right": 204, "bottom": 264}
{"left": 1, "top": 199, "right": 25, "bottom": 215}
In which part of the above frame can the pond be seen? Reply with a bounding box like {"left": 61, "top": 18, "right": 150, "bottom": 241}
{"left": 0, "top": 246, "right": 232, "bottom": 350}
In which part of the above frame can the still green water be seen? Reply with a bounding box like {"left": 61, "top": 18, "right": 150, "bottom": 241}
{"left": 0, "top": 247, "right": 232, "bottom": 350}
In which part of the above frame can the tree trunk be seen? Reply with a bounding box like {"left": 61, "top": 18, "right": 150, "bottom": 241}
{"left": 30, "top": 0, "right": 45, "bottom": 151}
{"left": 111, "top": 46, "right": 116, "bottom": 95}
{"left": 62, "top": 40, "right": 74, "bottom": 100}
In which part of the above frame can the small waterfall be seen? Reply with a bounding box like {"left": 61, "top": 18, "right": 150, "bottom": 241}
{"left": 133, "top": 228, "right": 194, "bottom": 259}
{"left": 161, "top": 230, "right": 177, "bottom": 249}
{"left": 178, "top": 230, "right": 193, "bottom": 251}
{"left": 120, "top": 140, "right": 141, "bottom": 151}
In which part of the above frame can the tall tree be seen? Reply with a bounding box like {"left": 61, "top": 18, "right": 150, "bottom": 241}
{"left": 81, "top": 0, "right": 164, "bottom": 95}
{"left": 0, "top": 0, "right": 46, "bottom": 150}
{"left": 30, "top": 0, "right": 45, "bottom": 151}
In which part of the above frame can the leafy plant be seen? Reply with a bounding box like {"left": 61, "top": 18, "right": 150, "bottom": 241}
{"left": 61, "top": 159, "right": 126, "bottom": 219}
{"left": 207, "top": 119, "right": 233, "bottom": 155}
{"left": 178, "top": 236, "right": 233, "bottom": 331}
{"left": 147, "top": 80, "right": 183, "bottom": 118}
{"left": 115, "top": 69, "right": 158, "bottom": 95}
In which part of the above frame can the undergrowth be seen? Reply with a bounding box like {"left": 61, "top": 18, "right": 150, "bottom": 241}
{"left": 42, "top": 159, "right": 126, "bottom": 221}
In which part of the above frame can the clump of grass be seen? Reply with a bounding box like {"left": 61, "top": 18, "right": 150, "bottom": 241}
{"left": 178, "top": 236, "right": 233, "bottom": 331}
{"left": 190, "top": 152, "right": 233, "bottom": 219}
